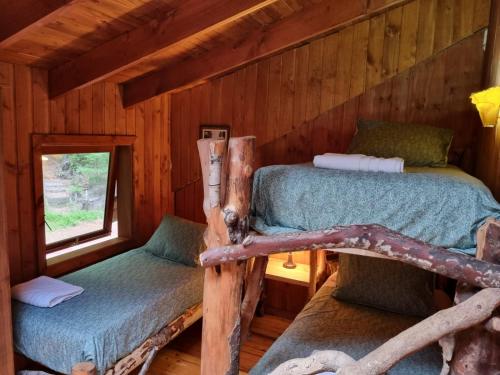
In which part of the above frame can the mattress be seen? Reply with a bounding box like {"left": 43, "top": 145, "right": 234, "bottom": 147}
{"left": 12, "top": 248, "right": 204, "bottom": 374}
{"left": 251, "top": 164, "right": 500, "bottom": 255}
{"left": 251, "top": 276, "right": 443, "bottom": 374}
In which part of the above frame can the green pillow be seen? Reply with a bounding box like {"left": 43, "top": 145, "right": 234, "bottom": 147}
{"left": 348, "top": 119, "right": 454, "bottom": 167}
{"left": 332, "top": 254, "right": 435, "bottom": 317}
{"left": 144, "top": 214, "right": 206, "bottom": 267}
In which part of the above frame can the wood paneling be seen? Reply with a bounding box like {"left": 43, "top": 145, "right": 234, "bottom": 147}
{"left": 0, "top": 86, "right": 15, "bottom": 374}
{"left": 122, "top": 0, "right": 398, "bottom": 107}
{"left": 0, "top": 61, "right": 172, "bottom": 284}
{"left": 170, "top": 0, "right": 489, "bottom": 223}
{"left": 0, "top": 0, "right": 181, "bottom": 67}
{"left": 0, "top": 0, "right": 310, "bottom": 87}
{"left": 0, "top": 0, "right": 79, "bottom": 48}
{"left": 476, "top": 0, "right": 500, "bottom": 199}
{"left": 49, "top": 0, "right": 280, "bottom": 97}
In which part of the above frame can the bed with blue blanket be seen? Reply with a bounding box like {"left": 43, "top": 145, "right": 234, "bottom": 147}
{"left": 251, "top": 164, "right": 500, "bottom": 255}
{"left": 251, "top": 274, "right": 443, "bottom": 375}
{"left": 13, "top": 215, "right": 205, "bottom": 375}
{"left": 249, "top": 163, "right": 500, "bottom": 374}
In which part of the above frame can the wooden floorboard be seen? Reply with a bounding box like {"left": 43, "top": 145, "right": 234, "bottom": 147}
{"left": 145, "top": 314, "right": 292, "bottom": 374}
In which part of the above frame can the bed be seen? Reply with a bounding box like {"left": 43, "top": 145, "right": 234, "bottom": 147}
{"left": 251, "top": 164, "right": 500, "bottom": 254}
{"left": 12, "top": 216, "right": 205, "bottom": 375}
{"left": 195, "top": 135, "right": 500, "bottom": 375}
{"left": 251, "top": 275, "right": 443, "bottom": 375}
{"left": 247, "top": 164, "right": 499, "bottom": 374}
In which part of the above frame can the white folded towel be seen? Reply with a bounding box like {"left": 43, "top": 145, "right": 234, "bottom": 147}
{"left": 313, "top": 153, "right": 404, "bottom": 173}
{"left": 11, "top": 276, "right": 84, "bottom": 308}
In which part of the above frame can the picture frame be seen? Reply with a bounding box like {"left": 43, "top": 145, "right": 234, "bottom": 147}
{"left": 199, "top": 125, "right": 230, "bottom": 141}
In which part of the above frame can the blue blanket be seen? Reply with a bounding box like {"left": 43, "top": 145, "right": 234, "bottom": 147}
{"left": 13, "top": 248, "right": 204, "bottom": 374}
{"left": 251, "top": 165, "right": 500, "bottom": 255}
{"left": 251, "top": 277, "right": 442, "bottom": 374}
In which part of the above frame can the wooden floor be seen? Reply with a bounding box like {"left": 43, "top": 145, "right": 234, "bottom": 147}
{"left": 145, "top": 314, "right": 292, "bottom": 374}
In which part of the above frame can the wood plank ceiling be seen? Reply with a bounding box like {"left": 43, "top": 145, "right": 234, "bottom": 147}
{"left": 1, "top": 0, "right": 479, "bottom": 105}
{"left": 0, "top": 0, "right": 309, "bottom": 97}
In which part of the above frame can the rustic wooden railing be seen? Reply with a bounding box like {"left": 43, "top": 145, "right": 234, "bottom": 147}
{"left": 198, "top": 136, "right": 500, "bottom": 375}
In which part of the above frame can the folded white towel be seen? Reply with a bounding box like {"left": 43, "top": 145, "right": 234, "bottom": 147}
{"left": 313, "top": 153, "right": 404, "bottom": 173}
{"left": 11, "top": 276, "right": 84, "bottom": 308}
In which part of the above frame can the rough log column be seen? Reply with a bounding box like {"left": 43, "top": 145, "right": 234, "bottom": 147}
{"left": 448, "top": 219, "right": 500, "bottom": 374}
{"left": 198, "top": 136, "right": 255, "bottom": 375}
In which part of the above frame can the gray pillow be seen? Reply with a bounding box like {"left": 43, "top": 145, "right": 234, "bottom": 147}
{"left": 144, "top": 214, "right": 206, "bottom": 267}
{"left": 332, "top": 254, "right": 435, "bottom": 317}
{"left": 348, "top": 119, "right": 454, "bottom": 167}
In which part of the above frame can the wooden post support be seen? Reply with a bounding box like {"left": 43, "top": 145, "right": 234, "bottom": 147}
{"left": 72, "top": 362, "right": 97, "bottom": 375}
{"left": 448, "top": 218, "right": 500, "bottom": 375}
{"left": 240, "top": 256, "right": 268, "bottom": 343}
{"left": 198, "top": 136, "right": 255, "bottom": 375}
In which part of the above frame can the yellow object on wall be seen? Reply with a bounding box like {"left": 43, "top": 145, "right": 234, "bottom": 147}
{"left": 470, "top": 87, "right": 500, "bottom": 127}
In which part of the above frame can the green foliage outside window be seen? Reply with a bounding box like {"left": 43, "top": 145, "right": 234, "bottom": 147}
{"left": 43, "top": 152, "right": 110, "bottom": 238}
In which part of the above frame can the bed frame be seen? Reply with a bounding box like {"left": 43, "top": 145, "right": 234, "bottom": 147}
{"left": 71, "top": 302, "right": 202, "bottom": 375}
{"left": 196, "top": 136, "right": 500, "bottom": 375}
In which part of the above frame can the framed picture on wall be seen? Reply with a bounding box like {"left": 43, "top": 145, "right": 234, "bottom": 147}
{"left": 199, "top": 125, "right": 230, "bottom": 141}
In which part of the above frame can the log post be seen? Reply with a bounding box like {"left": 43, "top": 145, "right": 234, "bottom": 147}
{"left": 240, "top": 256, "right": 268, "bottom": 343}
{"left": 198, "top": 136, "right": 255, "bottom": 375}
{"left": 72, "top": 362, "right": 97, "bottom": 375}
{"left": 448, "top": 218, "right": 500, "bottom": 375}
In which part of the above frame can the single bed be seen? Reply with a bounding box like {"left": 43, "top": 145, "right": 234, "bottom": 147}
{"left": 251, "top": 274, "right": 443, "bottom": 375}
{"left": 12, "top": 216, "right": 205, "bottom": 375}
{"left": 251, "top": 164, "right": 500, "bottom": 254}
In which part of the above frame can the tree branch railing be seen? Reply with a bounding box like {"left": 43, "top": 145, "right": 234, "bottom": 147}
{"left": 198, "top": 221, "right": 500, "bottom": 375}
{"left": 199, "top": 225, "right": 500, "bottom": 289}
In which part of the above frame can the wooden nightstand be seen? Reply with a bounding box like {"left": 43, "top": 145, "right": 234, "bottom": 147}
{"left": 265, "top": 256, "right": 310, "bottom": 287}
{"left": 262, "top": 250, "right": 328, "bottom": 318}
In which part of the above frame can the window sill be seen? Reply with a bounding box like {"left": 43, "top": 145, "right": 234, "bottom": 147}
{"left": 46, "top": 236, "right": 138, "bottom": 277}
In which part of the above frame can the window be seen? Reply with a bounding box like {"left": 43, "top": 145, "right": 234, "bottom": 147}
{"left": 42, "top": 151, "right": 114, "bottom": 250}
{"left": 33, "top": 135, "right": 135, "bottom": 257}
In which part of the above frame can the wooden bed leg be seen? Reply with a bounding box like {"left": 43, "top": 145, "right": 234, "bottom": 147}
{"left": 198, "top": 136, "right": 255, "bottom": 375}
{"left": 72, "top": 362, "right": 96, "bottom": 375}
{"left": 240, "top": 256, "right": 268, "bottom": 343}
{"left": 448, "top": 218, "right": 500, "bottom": 375}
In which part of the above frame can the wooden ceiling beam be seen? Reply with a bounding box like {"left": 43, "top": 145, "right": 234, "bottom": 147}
{"left": 0, "top": 0, "right": 78, "bottom": 48}
{"left": 49, "top": 0, "right": 279, "bottom": 98}
{"left": 122, "top": 0, "right": 407, "bottom": 107}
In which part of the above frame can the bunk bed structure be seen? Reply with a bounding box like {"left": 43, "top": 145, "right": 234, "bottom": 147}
{"left": 196, "top": 136, "right": 500, "bottom": 375}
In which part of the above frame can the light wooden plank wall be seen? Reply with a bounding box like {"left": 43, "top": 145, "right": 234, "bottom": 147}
{"left": 476, "top": 0, "right": 500, "bottom": 200}
{"left": 0, "top": 62, "right": 172, "bottom": 284}
{"left": 0, "top": 86, "right": 15, "bottom": 374}
{"left": 171, "top": 0, "right": 490, "bottom": 227}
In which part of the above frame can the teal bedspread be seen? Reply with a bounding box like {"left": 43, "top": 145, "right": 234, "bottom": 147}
{"left": 251, "top": 278, "right": 442, "bottom": 374}
{"left": 13, "top": 248, "right": 204, "bottom": 374}
{"left": 251, "top": 165, "right": 500, "bottom": 254}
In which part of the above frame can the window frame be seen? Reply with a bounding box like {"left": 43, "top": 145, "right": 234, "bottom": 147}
{"left": 32, "top": 135, "right": 136, "bottom": 259}
{"left": 39, "top": 145, "right": 116, "bottom": 252}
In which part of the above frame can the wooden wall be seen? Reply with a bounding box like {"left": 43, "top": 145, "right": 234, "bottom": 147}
{"left": 0, "top": 62, "right": 172, "bottom": 284}
{"left": 476, "top": 0, "right": 500, "bottom": 199}
{"left": 171, "top": 0, "right": 490, "bottom": 223}
{"left": 0, "top": 87, "right": 15, "bottom": 374}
